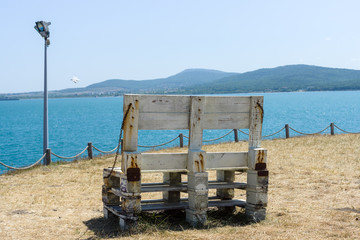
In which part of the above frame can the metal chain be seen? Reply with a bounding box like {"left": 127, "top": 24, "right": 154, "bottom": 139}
{"left": 51, "top": 146, "right": 89, "bottom": 159}
{"left": 138, "top": 135, "right": 180, "bottom": 148}
{"left": 0, "top": 153, "right": 46, "bottom": 170}
{"left": 104, "top": 103, "right": 132, "bottom": 179}
{"left": 238, "top": 129, "right": 249, "bottom": 135}
{"left": 262, "top": 127, "right": 285, "bottom": 138}
{"left": 334, "top": 124, "right": 360, "bottom": 134}
{"left": 92, "top": 143, "right": 120, "bottom": 154}
{"left": 202, "top": 130, "right": 234, "bottom": 142}
{"left": 289, "top": 125, "right": 330, "bottom": 135}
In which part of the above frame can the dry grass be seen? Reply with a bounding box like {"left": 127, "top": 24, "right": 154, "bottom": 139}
{"left": 0, "top": 134, "right": 359, "bottom": 240}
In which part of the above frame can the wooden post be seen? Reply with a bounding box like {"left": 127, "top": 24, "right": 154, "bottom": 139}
{"left": 120, "top": 95, "right": 141, "bottom": 231}
{"left": 186, "top": 96, "right": 208, "bottom": 226}
{"left": 179, "top": 133, "right": 184, "bottom": 148}
{"left": 285, "top": 124, "right": 290, "bottom": 139}
{"left": 44, "top": 148, "right": 51, "bottom": 165}
{"left": 233, "top": 129, "right": 239, "bottom": 142}
{"left": 163, "top": 172, "right": 181, "bottom": 205}
{"left": 87, "top": 142, "right": 93, "bottom": 159}
{"left": 330, "top": 123, "right": 335, "bottom": 135}
{"left": 246, "top": 96, "right": 268, "bottom": 222}
{"left": 103, "top": 170, "right": 120, "bottom": 221}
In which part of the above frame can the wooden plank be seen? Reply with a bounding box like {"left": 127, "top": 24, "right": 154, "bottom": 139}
{"left": 141, "top": 152, "right": 248, "bottom": 172}
{"left": 248, "top": 96, "right": 264, "bottom": 148}
{"left": 141, "top": 184, "right": 187, "bottom": 192}
{"left": 138, "top": 112, "right": 189, "bottom": 130}
{"left": 141, "top": 153, "right": 187, "bottom": 172}
{"left": 208, "top": 199, "right": 246, "bottom": 208}
{"left": 189, "top": 96, "right": 205, "bottom": 150}
{"left": 204, "top": 96, "right": 251, "bottom": 113}
{"left": 123, "top": 95, "right": 140, "bottom": 151}
{"left": 203, "top": 112, "right": 249, "bottom": 129}
{"left": 209, "top": 181, "right": 246, "bottom": 190}
{"left": 206, "top": 152, "right": 248, "bottom": 170}
{"left": 134, "top": 95, "right": 191, "bottom": 113}
{"left": 141, "top": 202, "right": 188, "bottom": 211}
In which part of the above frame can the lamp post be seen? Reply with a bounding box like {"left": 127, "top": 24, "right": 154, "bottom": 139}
{"left": 34, "top": 21, "right": 51, "bottom": 154}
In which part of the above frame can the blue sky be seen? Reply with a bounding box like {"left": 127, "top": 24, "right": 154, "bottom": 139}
{"left": 1, "top": 0, "right": 360, "bottom": 93}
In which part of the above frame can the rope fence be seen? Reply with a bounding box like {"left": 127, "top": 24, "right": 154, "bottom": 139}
{"left": 1, "top": 122, "right": 359, "bottom": 171}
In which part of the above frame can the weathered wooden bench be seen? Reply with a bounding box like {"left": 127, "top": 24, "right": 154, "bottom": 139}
{"left": 102, "top": 94, "right": 268, "bottom": 230}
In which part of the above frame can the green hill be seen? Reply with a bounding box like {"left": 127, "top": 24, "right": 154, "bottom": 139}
{"left": 2, "top": 65, "right": 360, "bottom": 99}
{"left": 180, "top": 65, "right": 360, "bottom": 93}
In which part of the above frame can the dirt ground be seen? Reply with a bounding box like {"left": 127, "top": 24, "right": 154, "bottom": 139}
{"left": 0, "top": 134, "right": 359, "bottom": 240}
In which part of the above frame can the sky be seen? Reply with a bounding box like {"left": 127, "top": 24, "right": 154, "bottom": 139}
{"left": 1, "top": 0, "right": 360, "bottom": 93}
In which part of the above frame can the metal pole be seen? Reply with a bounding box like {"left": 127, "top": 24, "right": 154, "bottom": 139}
{"left": 43, "top": 38, "right": 48, "bottom": 153}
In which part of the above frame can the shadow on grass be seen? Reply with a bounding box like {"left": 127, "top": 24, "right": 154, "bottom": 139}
{"left": 83, "top": 208, "right": 252, "bottom": 238}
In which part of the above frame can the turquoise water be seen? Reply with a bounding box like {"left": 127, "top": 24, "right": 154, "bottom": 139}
{"left": 1, "top": 91, "right": 359, "bottom": 173}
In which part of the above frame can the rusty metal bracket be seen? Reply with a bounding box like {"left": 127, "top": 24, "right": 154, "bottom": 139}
{"left": 257, "top": 170, "right": 269, "bottom": 177}
{"left": 255, "top": 163, "right": 267, "bottom": 170}
{"left": 127, "top": 168, "right": 141, "bottom": 181}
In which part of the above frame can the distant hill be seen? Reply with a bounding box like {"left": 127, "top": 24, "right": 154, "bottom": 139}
{"left": 179, "top": 65, "right": 360, "bottom": 94}
{"left": 2, "top": 65, "right": 360, "bottom": 98}
{"left": 81, "top": 69, "right": 237, "bottom": 93}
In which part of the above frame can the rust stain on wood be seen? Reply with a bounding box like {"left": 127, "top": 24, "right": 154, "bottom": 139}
{"left": 257, "top": 150, "right": 265, "bottom": 163}
{"left": 199, "top": 153, "right": 204, "bottom": 171}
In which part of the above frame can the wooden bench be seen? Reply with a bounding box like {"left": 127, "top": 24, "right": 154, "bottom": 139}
{"left": 102, "top": 94, "right": 268, "bottom": 230}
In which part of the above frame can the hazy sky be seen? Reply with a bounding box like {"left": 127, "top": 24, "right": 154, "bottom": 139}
{"left": 1, "top": 0, "right": 360, "bottom": 93}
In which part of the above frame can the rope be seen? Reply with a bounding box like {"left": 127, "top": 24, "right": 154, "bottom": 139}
{"left": 92, "top": 143, "right": 120, "bottom": 154}
{"left": 289, "top": 125, "right": 330, "bottom": 135}
{"left": 334, "top": 124, "right": 360, "bottom": 134}
{"left": 262, "top": 127, "right": 285, "bottom": 138}
{"left": 203, "top": 130, "right": 234, "bottom": 142}
{"left": 183, "top": 135, "right": 189, "bottom": 139}
{"left": 238, "top": 129, "right": 249, "bottom": 135}
{"left": 138, "top": 135, "right": 180, "bottom": 148}
{"left": 104, "top": 103, "right": 132, "bottom": 179}
{"left": 51, "top": 146, "right": 88, "bottom": 159}
{"left": 0, "top": 153, "right": 46, "bottom": 170}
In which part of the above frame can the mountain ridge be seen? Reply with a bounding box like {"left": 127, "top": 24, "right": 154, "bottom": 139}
{"left": 2, "top": 65, "right": 360, "bottom": 98}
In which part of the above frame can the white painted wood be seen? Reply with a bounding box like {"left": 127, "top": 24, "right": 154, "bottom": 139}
{"left": 121, "top": 152, "right": 142, "bottom": 172}
{"left": 123, "top": 95, "right": 140, "bottom": 152}
{"left": 187, "top": 150, "right": 206, "bottom": 172}
{"left": 248, "top": 148, "right": 267, "bottom": 170}
{"left": 188, "top": 96, "right": 205, "bottom": 150}
{"left": 206, "top": 152, "right": 248, "bottom": 170}
{"left": 247, "top": 170, "right": 269, "bottom": 190}
{"left": 141, "top": 153, "right": 187, "bottom": 171}
{"left": 140, "top": 152, "right": 248, "bottom": 172}
{"left": 139, "top": 112, "right": 250, "bottom": 130}
{"left": 203, "top": 112, "right": 250, "bottom": 129}
{"left": 204, "top": 96, "right": 251, "bottom": 113}
{"left": 138, "top": 112, "right": 189, "bottom": 130}
{"left": 132, "top": 94, "right": 191, "bottom": 113}
{"left": 248, "top": 96, "right": 264, "bottom": 148}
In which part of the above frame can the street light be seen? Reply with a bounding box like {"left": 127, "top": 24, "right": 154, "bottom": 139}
{"left": 34, "top": 21, "right": 51, "bottom": 154}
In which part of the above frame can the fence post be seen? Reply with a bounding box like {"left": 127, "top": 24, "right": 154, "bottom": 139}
{"left": 330, "top": 123, "right": 335, "bottom": 135}
{"left": 285, "top": 124, "right": 290, "bottom": 139}
{"left": 88, "top": 142, "right": 93, "bottom": 159}
{"left": 179, "top": 133, "right": 184, "bottom": 148}
{"left": 233, "top": 129, "right": 239, "bottom": 142}
{"left": 44, "top": 148, "right": 51, "bottom": 165}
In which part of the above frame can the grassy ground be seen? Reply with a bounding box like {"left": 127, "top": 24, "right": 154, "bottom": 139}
{"left": 0, "top": 134, "right": 359, "bottom": 240}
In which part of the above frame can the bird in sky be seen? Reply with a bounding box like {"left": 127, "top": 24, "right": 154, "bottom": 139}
{"left": 70, "top": 76, "right": 80, "bottom": 83}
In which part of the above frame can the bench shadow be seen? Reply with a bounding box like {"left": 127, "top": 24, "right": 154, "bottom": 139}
{"left": 83, "top": 208, "right": 252, "bottom": 238}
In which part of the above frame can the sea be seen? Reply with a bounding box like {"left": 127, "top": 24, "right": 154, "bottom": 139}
{"left": 1, "top": 91, "right": 359, "bottom": 174}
